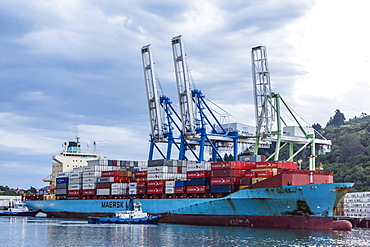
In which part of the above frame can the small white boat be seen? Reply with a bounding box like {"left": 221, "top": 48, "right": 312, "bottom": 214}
{"left": 87, "top": 200, "right": 161, "bottom": 224}
{"left": 0, "top": 201, "right": 40, "bottom": 216}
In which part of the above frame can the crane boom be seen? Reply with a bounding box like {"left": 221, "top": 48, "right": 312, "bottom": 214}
{"left": 251, "top": 46, "right": 275, "bottom": 154}
{"left": 171, "top": 35, "right": 196, "bottom": 136}
{"left": 141, "top": 44, "right": 163, "bottom": 141}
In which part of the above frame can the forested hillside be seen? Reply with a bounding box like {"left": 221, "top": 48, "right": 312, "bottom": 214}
{"left": 316, "top": 111, "right": 370, "bottom": 192}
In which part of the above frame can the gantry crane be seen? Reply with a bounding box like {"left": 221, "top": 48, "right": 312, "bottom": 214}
{"left": 141, "top": 44, "right": 199, "bottom": 161}
{"left": 142, "top": 36, "right": 259, "bottom": 162}
{"left": 171, "top": 35, "right": 243, "bottom": 161}
{"left": 142, "top": 37, "right": 331, "bottom": 166}
{"left": 251, "top": 45, "right": 332, "bottom": 170}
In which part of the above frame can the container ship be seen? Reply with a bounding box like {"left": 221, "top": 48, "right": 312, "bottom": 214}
{"left": 25, "top": 40, "right": 353, "bottom": 230}
{"left": 25, "top": 140, "right": 353, "bottom": 230}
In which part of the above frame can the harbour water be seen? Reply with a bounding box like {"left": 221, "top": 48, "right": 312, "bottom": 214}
{"left": 1, "top": 216, "right": 369, "bottom": 247}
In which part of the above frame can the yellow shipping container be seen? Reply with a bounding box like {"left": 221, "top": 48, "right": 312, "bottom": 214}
{"left": 250, "top": 168, "right": 279, "bottom": 176}
{"left": 252, "top": 177, "right": 267, "bottom": 184}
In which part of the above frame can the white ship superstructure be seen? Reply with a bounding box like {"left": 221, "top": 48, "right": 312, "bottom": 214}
{"left": 44, "top": 138, "right": 105, "bottom": 188}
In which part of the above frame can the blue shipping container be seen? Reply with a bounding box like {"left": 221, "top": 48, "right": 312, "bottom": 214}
{"left": 210, "top": 184, "right": 234, "bottom": 193}
{"left": 187, "top": 178, "right": 210, "bottom": 186}
{"left": 56, "top": 177, "right": 69, "bottom": 184}
{"left": 175, "top": 181, "right": 186, "bottom": 187}
{"left": 56, "top": 183, "right": 67, "bottom": 189}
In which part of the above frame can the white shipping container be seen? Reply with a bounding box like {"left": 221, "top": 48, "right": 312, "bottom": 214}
{"left": 83, "top": 166, "right": 102, "bottom": 172}
{"left": 138, "top": 167, "right": 148, "bottom": 171}
{"left": 68, "top": 184, "right": 81, "bottom": 190}
{"left": 101, "top": 166, "right": 113, "bottom": 171}
{"left": 56, "top": 172, "right": 70, "bottom": 178}
{"left": 147, "top": 173, "right": 170, "bottom": 180}
{"left": 187, "top": 162, "right": 211, "bottom": 171}
{"left": 165, "top": 181, "right": 175, "bottom": 187}
{"left": 129, "top": 182, "right": 137, "bottom": 188}
{"left": 137, "top": 161, "right": 148, "bottom": 167}
{"left": 165, "top": 187, "right": 175, "bottom": 194}
{"left": 111, "top": 183, "right": 121, "bottom": 189}
{"left": 69, "top": 172, "right": 81, "bottom": 179}
{"left": 97, "top": 177, "right": 114, "bottom": 183}
{"left": 68, "top": 178, "right": 82, "bottom": 184}
{"left": 72, "top": 167, "right": 84, "bottom": 173}
{"left": 148, "top": 166, "right": 168, "bottom": 173}
{"left": 83, "top": 177, "right": 96, "bottom": 183}
{"left": 97, "top": 188, "right": 110, "bottom": 195}
{"left": 82, "top": 183, "right": 96, "bottom": 190}
{"left": 83, "top": 171, "right": 101, "bottom": 178}
{"left": 128, "top": 188, "right": 137, "bottom": 195}
{"left": 88, "top": 159, "right": 108, "bottom": 166}
{"left": 111, "top": 189, "right": 125, "bottom": 195}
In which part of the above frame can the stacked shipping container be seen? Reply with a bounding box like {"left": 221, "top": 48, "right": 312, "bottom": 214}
{"left": 54, "top": 157, "right": 335, "bottom": 200}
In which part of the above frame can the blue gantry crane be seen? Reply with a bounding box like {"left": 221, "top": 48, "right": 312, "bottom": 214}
{"left": 142, "top": 36, "right": 257, "bottom": 162}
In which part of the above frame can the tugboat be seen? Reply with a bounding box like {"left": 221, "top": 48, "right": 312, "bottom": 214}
{"left": 87, "top": 198, "right": 161, "bottom": 224}
{"left": 0, "top": 201, "right": 40, "bottom": 216}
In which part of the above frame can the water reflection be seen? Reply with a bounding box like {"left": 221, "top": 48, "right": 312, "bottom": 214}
{"left": 1, "top": 217, "right": 370, "bottom": 247}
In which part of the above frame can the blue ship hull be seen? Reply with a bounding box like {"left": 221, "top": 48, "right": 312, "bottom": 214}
{"left": 25, "top": 182, "right": 353, "bottom": 230}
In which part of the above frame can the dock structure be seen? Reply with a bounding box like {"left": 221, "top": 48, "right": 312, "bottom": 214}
{"left": 335, "top": 191, "right": 370, "bottom": 228}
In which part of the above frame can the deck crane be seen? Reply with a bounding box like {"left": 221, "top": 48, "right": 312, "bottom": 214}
{"left": 251, "top": 46, "right": 332, "bottom": 171}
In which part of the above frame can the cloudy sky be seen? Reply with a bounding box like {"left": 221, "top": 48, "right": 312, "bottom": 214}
{"left": 1, "top": 0, "right": 369, "bottom": 189}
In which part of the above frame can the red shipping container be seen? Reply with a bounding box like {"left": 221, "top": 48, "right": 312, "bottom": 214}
{"left": 244, "top": 171, "right": 257, "bottom": 178}
{"left": 256, "top": 170, "right": 274, "bottom": 178}
{"left": 67, "top": 190, "right": 80, "bottom": 196}
{"left": 210, "top": 177, "right": 240, "bottom": 185}
{"left": 137, "top": 182, "right": 146, "bottom": 188}
{"left": 175, "top": 187, "right": 185, "bottom": 193}
{"left": 187, "top": 186, "right": 207, "bottom": 193}
{"left": 82, "top": 189, "right": 95, "bottom": 195}
{"left": 147, "top": 187, "right": 164, "bottom": 194}
{"left": 135, "top": 171, "right": 148, "bottom": 177}
{"left": 147, "top": 180, "right": 166, "bottom": 187}
{"left": 211, "top": 161, "right": 256, "bottom": 170}
{"left": 187, "top": 170, "right": 211, "bottom": 178}
{"left": 255, "top": 161, "right": 297, "bottom": 169}
{"left": 112, "top": 160, "right": 118, "bottom": 166}
{"left": 211, "top": 169, "right": 245, "bottom": 177}
{"left": 177, "top": 167, "right": 182, "bottom": 174}
{"left": 97, "top": 182, "right": 111, "bottom": 189}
